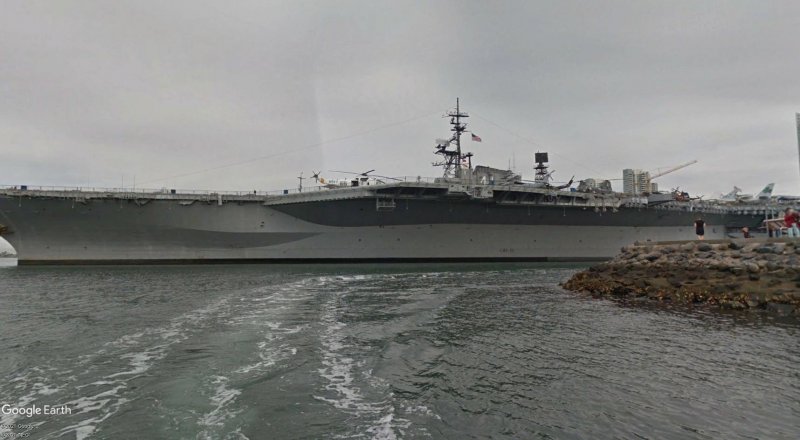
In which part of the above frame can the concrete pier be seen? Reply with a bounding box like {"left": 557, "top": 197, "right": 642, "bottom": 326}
{"left": 562, "top": 238, "right": 800, "bottom": 315}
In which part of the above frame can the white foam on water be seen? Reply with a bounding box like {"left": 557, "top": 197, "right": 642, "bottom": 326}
{"left": 226, "top": 278, "right": 316, "bottom": 327}
{"left": 335, "top": 274, "right": 370, "bottom": 281}
{"left": 34, "top": 384, "right": 61, "bottom": 396}
{"left": 106, "top": 331, "right": 147, "bottom": 348}
{"left": 202, "top": 376, "right": 242, "bottom": 425}
{"left": 66, "top": 386, "right": 127, "bottom": 414}
{"left": 105, "top": 348, "right": 167, "bottom": 379}
{"left": 314, "top": 294, "right": 413, "bottom": 439}
{"left": 365, "top": 412, "right": 412, "bottom": 440}
{"left": 196, "top": 376, "right": 243, "bottom": 440}
{"left": 0, "top": 367, "right": 65, "bottom": 428}
{"left": 5, "top": 296, "right": 234, "bottom": 439}
{"left": 308, "top": 272, "right": 459, "bottom": 438}
{"left": 74, "top": 425, "right": 95, "bottom": 440}
{"left": 404, "top": 405, "right": 441, "bottom": 420}
{"left": 313, "top": 274, "right": 365, "bottom": 285}
{"left": 49, "top": 388, "right": 132, "bottom": 440}
{"left": 234, "top": 338, "right": 298, "bottom": 375}
{"left": 197, "top": 278, "right": 328, "bottom": 438}
{"left": 76, "top": 380, "right": 116, "bottom": 389}
{"left": 225, "top": 277, "right": 319, "bottom": 376}
{"left": 230, "top": 301, "right": 306, "bottom": 373}
{"left": 52, "top": 396, "right": 130, "bottom": 440}
{"left": 234, "top": 339, "right": 278, "bottom": 375}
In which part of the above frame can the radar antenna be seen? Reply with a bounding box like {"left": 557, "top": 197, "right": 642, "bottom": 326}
{"left": 534, "top": 152, "right": 552, "bottom": 185}
{"left": 433, "top": 98, "right": 472, "bottom": 178}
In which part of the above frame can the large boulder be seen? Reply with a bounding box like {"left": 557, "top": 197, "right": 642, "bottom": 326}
{"left": 697, "top": 243, "right": 713, "bottom": 252}
{"left": 728, "top": 241, "right": 745, "bottom": 250}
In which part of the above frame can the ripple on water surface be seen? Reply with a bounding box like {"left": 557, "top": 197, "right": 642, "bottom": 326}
{"left": 0, "top": 263, "right": 798, "bottom": 439}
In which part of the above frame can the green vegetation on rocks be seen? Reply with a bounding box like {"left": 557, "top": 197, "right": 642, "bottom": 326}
{"left": 562, "top": 239, "right": 800, "bottom": 315}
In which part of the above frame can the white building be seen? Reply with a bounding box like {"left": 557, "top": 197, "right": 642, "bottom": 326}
{"left": 623, "top": 169, "right": 656, "bottom": 195}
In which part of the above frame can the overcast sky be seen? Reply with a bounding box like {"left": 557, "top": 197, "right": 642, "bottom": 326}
{"left": 2, "top": 1, "right": 799, "bottom": 199}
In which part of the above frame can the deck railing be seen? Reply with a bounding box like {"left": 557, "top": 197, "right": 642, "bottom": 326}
{"left": 2, "top": 182, "right": 794, "bottom": 214}
{"left": 0, "top": 176, "right": 444, "bottom": 198}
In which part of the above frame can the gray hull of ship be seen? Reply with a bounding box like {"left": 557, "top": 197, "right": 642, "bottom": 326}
{"left": 0, "top": 195, "right": 759, "bottom": 264}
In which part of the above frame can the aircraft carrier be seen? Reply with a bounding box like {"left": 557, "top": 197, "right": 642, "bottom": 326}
{"left": 0, "top": 101, "right": 772, "bottom": 265}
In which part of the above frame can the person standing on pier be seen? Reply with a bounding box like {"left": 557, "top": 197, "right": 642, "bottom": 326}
{"left": 694, "top": 217, "right": 705, "bottom": 240}
{"left": 785, "top": 208, "right": 800, "bottom": 238}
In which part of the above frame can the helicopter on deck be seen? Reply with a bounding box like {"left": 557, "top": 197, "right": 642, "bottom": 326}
{"left": 313, "top": 170, "right": 402, "bottom": 188}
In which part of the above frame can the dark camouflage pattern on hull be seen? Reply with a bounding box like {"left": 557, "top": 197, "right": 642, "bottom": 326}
{"left": 0, "top": 184, "right": 766, "bottom": 264}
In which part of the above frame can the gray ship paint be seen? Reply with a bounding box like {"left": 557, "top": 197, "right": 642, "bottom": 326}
{"left": 0, "top": 183, "right": 764, "bottom": 264}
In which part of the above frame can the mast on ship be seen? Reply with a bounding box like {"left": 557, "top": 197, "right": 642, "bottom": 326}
{"left": 434, "top": 98, "right": 472, "bottom": 179}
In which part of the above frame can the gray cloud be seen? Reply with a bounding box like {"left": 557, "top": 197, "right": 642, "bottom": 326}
{"left": 1, "top": 0, "right": 799, "bottom": 197}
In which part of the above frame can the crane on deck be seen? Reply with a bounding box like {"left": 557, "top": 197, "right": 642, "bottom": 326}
{"left": 645, "top": 160, "right": 698, "bottom": 193}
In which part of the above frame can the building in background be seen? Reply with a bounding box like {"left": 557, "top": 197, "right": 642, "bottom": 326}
{"left": 577, "top": 178, "right": 613, "bottom": 193}
{"left": 623, "top": 169, "right": 656, "bottom": 195}
{"left": 622, "top": 169, "right": 637, "bottom": 194}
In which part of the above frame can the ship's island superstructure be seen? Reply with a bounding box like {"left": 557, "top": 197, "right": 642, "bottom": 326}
{"left": 0, "top": 101, "right": 779, "bottom": 264}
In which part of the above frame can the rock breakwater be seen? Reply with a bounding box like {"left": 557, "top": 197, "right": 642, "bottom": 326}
{"left": 562, "top": 239, "right": 800, "bottom": 315}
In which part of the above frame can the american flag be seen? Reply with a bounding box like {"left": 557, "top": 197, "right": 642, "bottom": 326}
{"left": 471, "top": 133, "right": 482, "bottom": 142}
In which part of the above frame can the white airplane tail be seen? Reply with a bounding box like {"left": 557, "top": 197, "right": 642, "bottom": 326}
{"left": 756, "top": 183, "right": 775, "bottom": 200}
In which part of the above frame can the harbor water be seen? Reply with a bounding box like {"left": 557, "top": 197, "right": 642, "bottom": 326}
{"left": 0, "top": 259, "right": 798, "bottom": 439}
